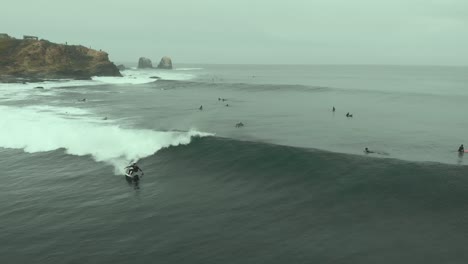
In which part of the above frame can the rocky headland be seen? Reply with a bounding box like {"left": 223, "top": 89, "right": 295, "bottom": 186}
{"left": 0, "top": 34, "right": 121, "bottom": 82}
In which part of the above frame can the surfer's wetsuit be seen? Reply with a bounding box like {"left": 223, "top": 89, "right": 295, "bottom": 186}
{"left": 127, "top": 166, "right": 144, "bottom": 191}
{"left": 458, "top": 145, "right": 464, "bottom": 153}
{"left": 125, "top": 164, "right": 144, "bottom": 189}
{"left": 132, "top": 165, "right": 141, "bottom": 174}
{"left": 126, "top": 164, "right": 143, "bottom": 178}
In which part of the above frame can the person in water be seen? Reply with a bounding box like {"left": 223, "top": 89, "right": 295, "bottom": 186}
{"left": 364, "top": 147, "right": 374, "bottom": 154}
{"left": 458, "top": 144, "right": 464, "bottom": 153}
{"left": 125, "top": 163, "right": 144, "bottom": 189}
{"left": 199, "top": 105, "right": 203, "bottom": 110}
{"left": 126, "top": 163, "right": 144, "bottom": 176}
{"left": 332, "top": 106, "right": 335, "bottom": 112}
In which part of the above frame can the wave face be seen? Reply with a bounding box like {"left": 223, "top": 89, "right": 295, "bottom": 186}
{"left": 0, "top": 105, "right": 211, "bottom": 173}
{"left": 156, "top": 136, "right": 468, "bottom": 200}
{"left": 100, "top": 136, "right": 468, "bottom": 263}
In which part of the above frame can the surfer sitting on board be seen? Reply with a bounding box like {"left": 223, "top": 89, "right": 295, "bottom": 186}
{"left": 458, "top": 144, "right": 464, "bottom": 153}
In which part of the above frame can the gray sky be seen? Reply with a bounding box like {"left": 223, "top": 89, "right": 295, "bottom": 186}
{"left": 2, "top": 0, "right": 467, "bottom": 65}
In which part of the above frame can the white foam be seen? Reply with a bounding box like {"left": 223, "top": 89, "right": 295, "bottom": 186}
{"left": 0, "top": 105, "right": 213, "bottom": 174}
{"left": 0, "top": 67, "right": 198, "bottom": 102}
{"left": 92, "top": 71, "right": 156, "bottom": 85}
{"left": 122, "top": 68, "right": 196, "bottom": 81}
{"left": 92, "top": 76, "right": 156, "bottom": 85}
{"left": 92, "top": 68, "right": 196, "bottom": 84}
{"left": 0, "top": 80, "right": 98, "bottom": 102}
{"left": 26, "top": 105, "right": 91, "bottom": 116}
{"left": 154, "top": 70, "right": 195, "bottom": 81}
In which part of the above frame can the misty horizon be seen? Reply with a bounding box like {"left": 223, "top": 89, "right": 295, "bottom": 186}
{"left": 3, "top": 0, "right": 467, "bottom": 66}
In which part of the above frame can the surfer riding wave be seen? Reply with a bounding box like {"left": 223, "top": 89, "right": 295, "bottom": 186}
{"left": 125, "top": 163, "right": 144, "bottom": 189}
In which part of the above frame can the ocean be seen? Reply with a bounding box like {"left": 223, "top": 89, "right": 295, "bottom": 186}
{"left": 1, "top": 64, "right": 468, "bottom": 263}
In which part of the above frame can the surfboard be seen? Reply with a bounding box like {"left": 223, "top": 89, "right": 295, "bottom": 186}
{"left": 125, "top": 169, "right": 143, "bottom": 179}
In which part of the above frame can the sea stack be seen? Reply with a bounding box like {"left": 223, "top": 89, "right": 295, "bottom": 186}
{"left": 138, "top": 57, "right": 153, "bottom": 68}
{"left": 157, "top": 56, "right": 173, "bottom": 69}
{"left": 0, "top": 34, "right": 121, "bottom": 81}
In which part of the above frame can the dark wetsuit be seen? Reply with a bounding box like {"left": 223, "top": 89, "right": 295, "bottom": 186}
{"left": 130, "top": 165, "right": 140, "bottom": 174}
{"left": 126, "top": 165, "right": 143, "bottom": 189}
{"left": 126, "top": 165, "right": 141, "bottom": 177}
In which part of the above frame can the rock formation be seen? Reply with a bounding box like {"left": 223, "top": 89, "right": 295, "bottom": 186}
{"left": 157, "top": 56, "right": 173, "bottom": 69}
{"left": 117, "top": 64, "right": 126, "bottom": 71}
{"left": 138, "top": 57, "right": 153, "bottom": 68}
{"left": 0, "top": 35, "right": 121, "bottom": 81}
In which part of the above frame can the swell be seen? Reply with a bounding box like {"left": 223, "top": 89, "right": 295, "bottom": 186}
{"left": 151, "top": 79, "right": 468, "bottom": 98}
{"left": 151, "top": 80, "right": 331, "bottom": 93}
{"left": 145, "top": 136, "right": 468, "bottom": 208}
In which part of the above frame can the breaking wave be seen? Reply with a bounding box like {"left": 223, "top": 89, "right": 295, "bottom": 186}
{"left": 0, "top": 105, "right": 212, "bottom": 174}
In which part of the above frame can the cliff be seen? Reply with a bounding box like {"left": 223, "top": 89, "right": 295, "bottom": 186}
{"left": 0, "top": 35, "right": 121, "bottom": 80}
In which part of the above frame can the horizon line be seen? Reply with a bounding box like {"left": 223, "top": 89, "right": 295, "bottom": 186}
{"left": 115, "top": 61, "right": 468, "bottom": 68}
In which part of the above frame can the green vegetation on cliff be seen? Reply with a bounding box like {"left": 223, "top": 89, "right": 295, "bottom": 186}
{"left": 0, "top": 35, "right": 121, "bottom": 80}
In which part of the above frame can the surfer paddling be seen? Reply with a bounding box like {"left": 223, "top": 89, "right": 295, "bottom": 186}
{"left": 364, "top": 147, "right": 374, "bottom": 154}
{"left": 364, "top": 147, "right": 389, "bottom": 156}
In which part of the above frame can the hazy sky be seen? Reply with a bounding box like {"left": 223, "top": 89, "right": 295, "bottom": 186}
{"left": 2, "top": 0, "right": 467, "bottom": 65}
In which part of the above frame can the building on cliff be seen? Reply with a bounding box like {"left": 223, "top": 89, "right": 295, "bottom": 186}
{"left": 23, "top": 35, "right": 38, "bottom": 40}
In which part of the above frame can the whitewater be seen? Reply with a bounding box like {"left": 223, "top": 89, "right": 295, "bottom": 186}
{"left": 0, "top": 67, "right": 211, "bottom": 174}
